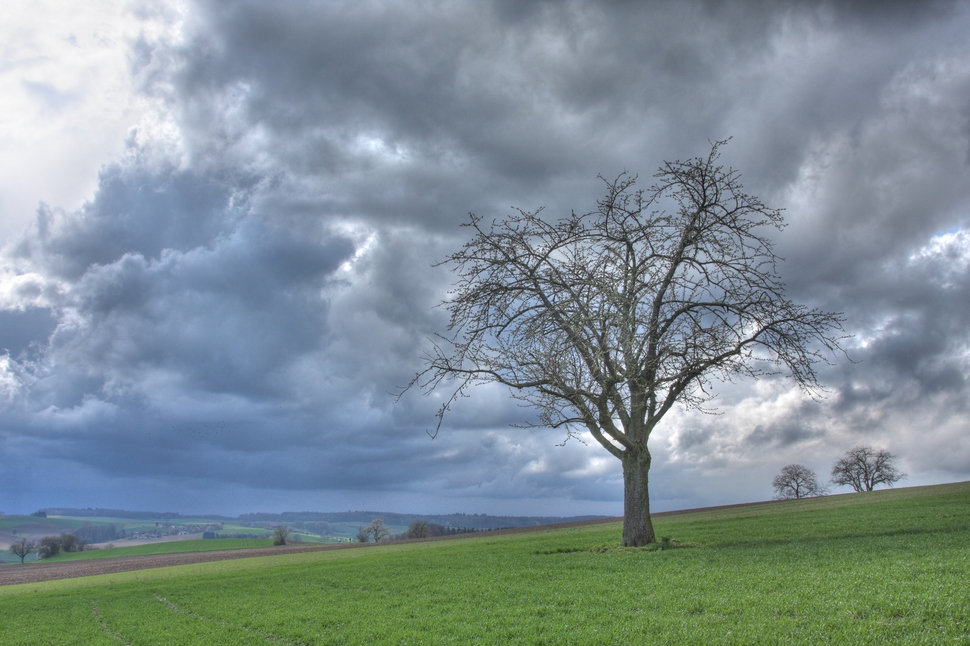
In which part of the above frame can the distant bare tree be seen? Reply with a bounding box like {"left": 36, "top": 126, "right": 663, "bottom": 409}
{"left": 366, "top": 518, "right": 391, "bottom": 543}
{"left": 405, "top": 140, "right": 846, "bottom": 545}
{"left": 272, "top": 524, "right": 290, "bottom": 546}
{"left": 356, "top": 527, "right": 370, "bottom": 543}
{"left": 405, "top": 520, "right": 431, "bottom": 539}
{"left": 831, "top": 446, "right": 906, "bottom": 492}
{"left": 772, "top": 464, "right": 827, "bottom": 499}
{"left": 9, "top": 538, "right": 35, "bottom": 564}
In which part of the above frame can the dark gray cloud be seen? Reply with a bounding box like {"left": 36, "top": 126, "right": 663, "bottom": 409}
{"left": 0, "top": 307, "right": 57, "bottom": 357}
{"left": 1, "top": 0, "right": 969, "bottom": 516}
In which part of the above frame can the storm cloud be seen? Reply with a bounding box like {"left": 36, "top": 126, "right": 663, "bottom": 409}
{"left": 1, "top": 0, "right": 969, "bottom": 516}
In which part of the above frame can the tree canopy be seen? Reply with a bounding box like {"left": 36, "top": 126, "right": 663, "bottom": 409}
{"left": 831, "top": 446, "right": 905, "bottom": 492}
{"left": 408, "top": 140, "right": 845, "bottom": 545}
{"left": 772, "top": 464, "right": 827, "bottom": 499}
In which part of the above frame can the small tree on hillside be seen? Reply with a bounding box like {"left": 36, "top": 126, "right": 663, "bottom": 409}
{"left": 366, "top": 518, "right": 391, "bottom": 543}
{"left": 272, "top": 524, "right": 290, "bottom": 546}
{"left": 9, "top": 538, "right": 35, "bottom": 564}
{"left": 831, "top": 445, "right": 906, "bottom": 492}
{"left": 772, "top": 464, "right": 827, "bottom": 499}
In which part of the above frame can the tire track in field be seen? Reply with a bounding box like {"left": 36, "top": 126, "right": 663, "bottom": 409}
{"left": 92, "top": 600, "right": 132, "bottom": 645}
{"left": 153, "top": 594, "right": 309, "bottom": 645}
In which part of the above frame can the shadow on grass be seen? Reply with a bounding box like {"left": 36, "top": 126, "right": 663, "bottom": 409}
{"left": 535, "top": 537, "right": 702, "bottom": 555}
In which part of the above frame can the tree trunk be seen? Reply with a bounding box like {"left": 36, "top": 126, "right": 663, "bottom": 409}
{"left": 621, "top": 449, "right": 655, "bottom": 546}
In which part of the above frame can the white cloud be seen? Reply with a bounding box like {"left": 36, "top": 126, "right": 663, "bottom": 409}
{"left": 0, "top": 0, "right": 182, "bottom": 240}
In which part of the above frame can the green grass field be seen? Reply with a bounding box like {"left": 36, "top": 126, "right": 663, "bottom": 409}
{"left": 1, "top": 482, "right": 968, "bottom": 644}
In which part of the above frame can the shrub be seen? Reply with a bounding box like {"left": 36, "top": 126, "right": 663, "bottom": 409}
{"left": 272, "top": 525, "right": 290, "bottom": 546}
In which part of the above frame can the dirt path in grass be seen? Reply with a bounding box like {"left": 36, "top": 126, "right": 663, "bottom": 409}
{"left": 0, "top": 499, "right": 793, "bottom": 587}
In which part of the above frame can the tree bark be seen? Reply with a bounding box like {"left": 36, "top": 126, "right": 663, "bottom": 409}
{"left": 621, "top": 449, "right": 655, "bottom": 546}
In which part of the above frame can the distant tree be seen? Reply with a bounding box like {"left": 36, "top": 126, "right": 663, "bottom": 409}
{"left": 772, "top": 464, "right": 827, "bottom": 499}
{"left": 30, "top": 510, "right": 47, "bottom": 518}
{"left": 36, "top": 536, "right": 62, "bottom": 559}
{"left": 74, "top": 523, "right": 118, "bottom": 544}
{"left": 9, "top": 538, "right": 35, "bottom": 564}
{"left": 831, "top": 445, "right": 906, "bottom": 492}
{"left": 356, "top": 527, "right": 370, "bottom": 543}
{"left": 366, "top": 519, "right": 391, "bottom": 543}
{"left": 405, "top": 520, "right": 431, "bottom": 539}
{"left": 272, "top": 525, "right": 290, "bottom": 546}
{"left": 426, "top": 523, "right": 448, "bottom": 537}
{"left": 59, "top": 533, "right": 85, "bottom": 553}
{"left": 304, "top": 521, "right": 332, "bottom": 536}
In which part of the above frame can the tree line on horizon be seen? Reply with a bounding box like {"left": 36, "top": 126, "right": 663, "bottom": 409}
{"left": 351, "top": 518, "right": 509, "bottom": 544}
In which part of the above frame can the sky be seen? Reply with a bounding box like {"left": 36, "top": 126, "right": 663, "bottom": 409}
{"left": 1, "top": 0, "right": 969, "bottom": 518}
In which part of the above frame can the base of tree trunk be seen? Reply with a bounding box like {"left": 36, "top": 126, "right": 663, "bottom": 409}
{"left": 621, "top": 451, "right": 655, "bottom": 546}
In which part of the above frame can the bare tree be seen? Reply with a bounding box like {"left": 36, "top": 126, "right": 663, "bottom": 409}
{"left": 405, "top": 520, "right": 431, "bottom": 539}
{"left": 831, "top": 445, "right": 906, "bottom": 492}
{"left": 356, "top": 527, "right": 370, "bottom": 543}
{"left": 271, "top": 524, "right": 290, "bottom": 546}
{"left": 405, "top": 140, "right": 845, "bottom": 546}
{"left": 772, "top": 464, "right": 827, "bottom": 499}
{"left": 366, "top": 518, "right": 391, "bottom": 543}
{"left": 9, "top": 538, "right": 35, "bottom": 564}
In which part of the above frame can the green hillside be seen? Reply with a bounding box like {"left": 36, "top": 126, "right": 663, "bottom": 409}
{"left": 1, "top": 482, "right": 968, "bottom": 644}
